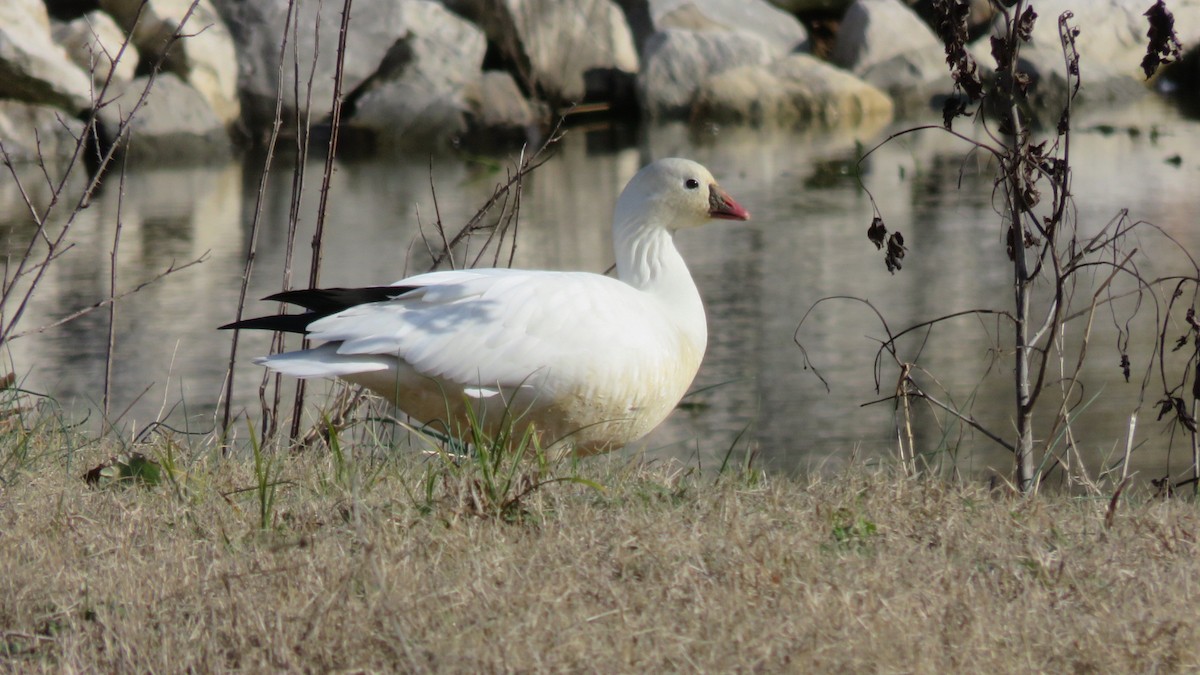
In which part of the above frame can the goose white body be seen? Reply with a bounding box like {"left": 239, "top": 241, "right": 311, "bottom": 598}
{"left": 239, "top": 158, "right": 749, "bottom": 454}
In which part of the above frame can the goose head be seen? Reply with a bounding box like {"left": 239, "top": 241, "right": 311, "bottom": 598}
{"left": 614, "top": 158, "right": 750, "bottom": 234}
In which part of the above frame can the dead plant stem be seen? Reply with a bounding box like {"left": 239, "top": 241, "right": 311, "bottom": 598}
{"left": 104, "top": 154, "right": 130, "bottom": 419}
{"left": 221, "top": 0, "right": 295, "bottom": 438}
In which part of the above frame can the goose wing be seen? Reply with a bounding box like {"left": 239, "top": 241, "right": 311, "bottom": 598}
{"left": 299, "top": 269, "right": 676, "bottom": 395}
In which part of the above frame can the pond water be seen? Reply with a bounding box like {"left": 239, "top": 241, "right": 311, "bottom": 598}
{"left": 3, "top": 96, "right": 1199, "bottom": 481}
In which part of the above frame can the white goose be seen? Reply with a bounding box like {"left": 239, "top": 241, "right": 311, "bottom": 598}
{"left": 225, "top": 158, "right": 749, "bottom": 454}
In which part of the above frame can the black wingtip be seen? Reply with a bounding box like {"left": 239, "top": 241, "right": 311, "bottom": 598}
{"left": 219, "top": 314, "right": 314, "bottom": 334}
{"left": 264, "top": 286, "right": 416, "bottom": 313}
{"left": 221, "top": 284, "right": 418, "bottom": 334}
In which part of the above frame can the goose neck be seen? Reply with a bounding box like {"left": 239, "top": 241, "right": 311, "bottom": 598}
{"left": 614, "top": 223, "right": 685, "bottom": 291}
{"left": 614, "top": 221, "right": 706, "bottom": 339}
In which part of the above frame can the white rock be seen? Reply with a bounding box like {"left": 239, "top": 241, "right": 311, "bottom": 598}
{"left": 619, "top": 0, "right": 808, "bottom": 57}
{"left": 0, "top": 100, "right": 87, "bottom": 163}
{"left": 98, "top": 73, "right": 233, "bottom": 163}
{"left": 692, "top": 53, "right": 895, "bottom": 128}
{"left": 0, "top": 0, "right": 94, "bottom": 112}
{"left": 832, "top": 0, "right": 951, "bottom": 108}
{"left": 638, "top": 28, "right": 773, "bottom": 119}
{"left": 211, "top": 0, "right": 413, "bottom": 129}
{"left": 348, "top": 1, "right": 487, "bottom": 147}
{"left": 833, "top": 0, "right": 942, "bottom": 74}
{"left": 100, "top": 0, "right": 240, "bottom": 125}
{"left": 464, "top": 71, "right": 541, "bottom": 142}
{"left": 477, "top": 0, "right": 639, "bottom": 104}
{"left": 53, "top": 10, "right": 139, "bottom": 87}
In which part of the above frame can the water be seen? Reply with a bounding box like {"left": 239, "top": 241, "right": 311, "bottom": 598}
{"left": 3, "top": 97, "right": 1199, "bottom": 480}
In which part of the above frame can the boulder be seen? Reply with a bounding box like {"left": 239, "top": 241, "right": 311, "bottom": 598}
{"left": 473, "top": 0, "right": 639, "bottom": 105}
{"left": 0, "top": 0, "right": 94, "bottom": 113}
{"left": 618, "top": 0, "right": 808, "bottom": 58}
{"left": 464, "top": 71, "right": 542, "bottom": 145}
{"left": 99, "top": 0, "right": 240, "bottom": 126}
{"left": 346, "top": 1, "right": 486, "bottom": 148}
{"left": 0, "top": 100, "right": 87, "bottom": 163}
{"left": 98, "top": 73, "right": 233, "bottom": 163}
{"left": 53, "top": 10, "right": 139, "bottom": 88}
{"left": 832, "top": 0, "right": 951, "bottom": 111}
{"left": 692, "top": 53, "right": 894, "bottom": 128}
{"left": 211, "top": 0, "right": 414, "bottom": 131}
{"left": 638, "top": 28, "right": 774, "bottom": 119}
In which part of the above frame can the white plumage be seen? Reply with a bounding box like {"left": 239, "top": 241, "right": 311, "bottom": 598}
{"left": 230, "top": 158, "right": 749, "bottom": 454}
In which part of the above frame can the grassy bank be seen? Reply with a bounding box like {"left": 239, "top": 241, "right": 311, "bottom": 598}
{"left": 2, "top": 429, "right": 1200, "bottom": 672}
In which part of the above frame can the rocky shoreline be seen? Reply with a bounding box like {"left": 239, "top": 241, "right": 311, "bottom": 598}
{"left": 2, "top": 0, "right": 1197, "bottom": 163}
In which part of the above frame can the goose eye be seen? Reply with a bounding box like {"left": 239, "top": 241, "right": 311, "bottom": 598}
{"left": 684, "top": 178, "right": 700, "bottom": 190}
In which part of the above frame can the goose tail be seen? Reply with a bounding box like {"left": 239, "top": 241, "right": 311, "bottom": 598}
{"left": 256, "top": 344, "right": 390, "bottom": 378}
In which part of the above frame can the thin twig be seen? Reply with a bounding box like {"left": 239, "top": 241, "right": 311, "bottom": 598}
{"left": 221, "top": 0, "right": 297, "bottom": 435}
{"left": 1, "top": 1, "right": 202, "bottom": 347}
{"left": 425, "top": 123, "right": 564, "bottom": 270}
{"left": 288, "top": 0, "right": 355, "bottom": 442}
{"left": 9, "top": 255, "right": 208, "bottom": 340}
{"left": 905, "top": 387, "right": 1015, "bottom": 454}
{"left": 103, "top": 152, "right": 130, "bottom": 418}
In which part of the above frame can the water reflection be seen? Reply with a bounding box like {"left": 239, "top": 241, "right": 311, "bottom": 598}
{"left": 1, "top": 98, "right": 1198, "bottom": 480}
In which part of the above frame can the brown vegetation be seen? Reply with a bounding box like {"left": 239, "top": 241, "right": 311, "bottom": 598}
{"left": 3, "top": 435, "right": 1200, "bottom": 672}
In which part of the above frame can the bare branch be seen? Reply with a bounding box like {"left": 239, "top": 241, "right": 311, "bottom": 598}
{"left": 9, "top": 254, "right": 209, "bottom": 340}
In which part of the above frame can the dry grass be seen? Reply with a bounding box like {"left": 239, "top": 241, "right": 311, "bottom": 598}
{"left": 3, "top": 426, "right": 1200, "bottom": 673}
